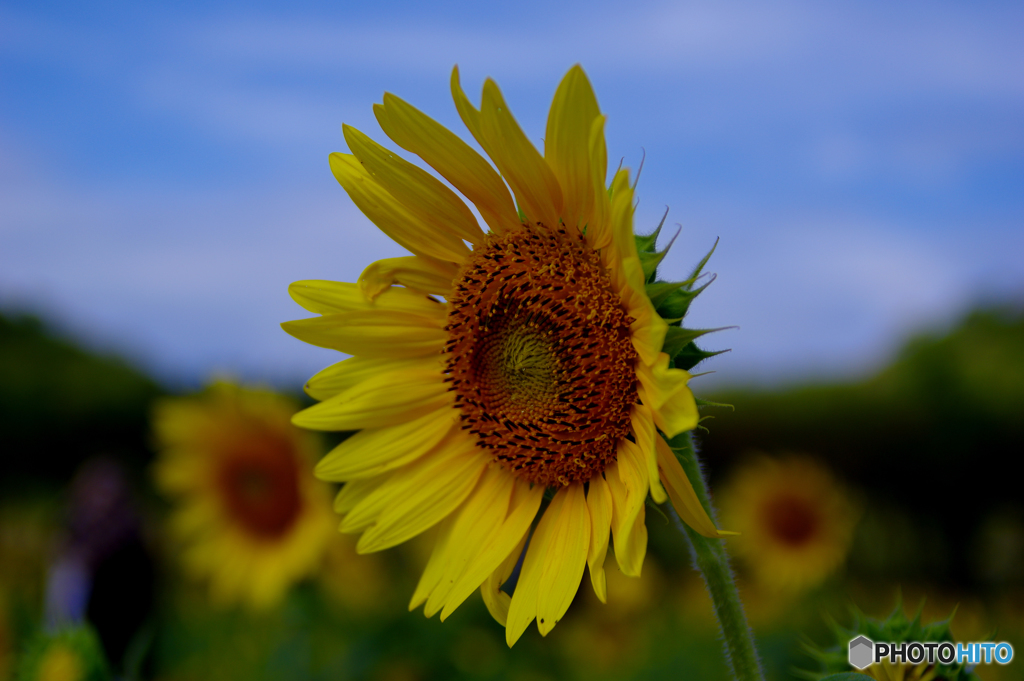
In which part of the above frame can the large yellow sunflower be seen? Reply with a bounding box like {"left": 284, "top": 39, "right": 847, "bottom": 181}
{"left": 283, "top": 65, "right": 729, "bottom": 646}
{"left": 152, "top": 382, "right": 336, "bottom": 609}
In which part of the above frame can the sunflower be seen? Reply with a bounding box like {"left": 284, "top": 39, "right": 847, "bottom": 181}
{"left": 718, "top": 454, "right": 858, "bottom": 592}
{"left": 283, "top": 65, "right": 729, "bottom": 646}
{"left": 152, "top": 382, "right": 336, "bottom": 609}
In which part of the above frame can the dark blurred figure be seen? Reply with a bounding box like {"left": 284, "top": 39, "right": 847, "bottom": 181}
{"left": 45, "top": 457, "right": 155, "bottom": 672}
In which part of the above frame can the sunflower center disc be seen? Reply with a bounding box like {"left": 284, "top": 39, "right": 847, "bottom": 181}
{"left": 218, "top": 432, "right": 304, "bottom": 539}
{"left": 445, "top": 228, "right": 639, "bottom": 487}
{"left": 762, "top": 494, "right": 818, "bottom": 547}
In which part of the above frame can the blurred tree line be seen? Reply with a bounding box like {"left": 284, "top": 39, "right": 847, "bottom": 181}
{"left": 699, "top": 306, "right": 1024, "bottom": 593}
{"left": 2, "top": 304, "right": 1023, "bottom": 680}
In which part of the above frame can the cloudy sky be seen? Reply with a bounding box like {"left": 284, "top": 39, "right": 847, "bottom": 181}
{"left": 2, "top": 0, "right": 1022, "bottom": 389}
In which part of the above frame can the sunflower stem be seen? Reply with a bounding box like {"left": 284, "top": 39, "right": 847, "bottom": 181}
{"left": 671, "top": 431, "right": 764, "bottom": 681}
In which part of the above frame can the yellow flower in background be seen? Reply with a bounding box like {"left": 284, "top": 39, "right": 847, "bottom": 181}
{"left": 718, "top": 455, "right": 858, "bottom": 592}
{"left": 153, "top": 382, "right": 335, "bottom": 609}
{"left": 283, "top": 64, "right": 729, "bottom": 646}
{"left": 16, "top": 625, "right": 109, "bottom": 681}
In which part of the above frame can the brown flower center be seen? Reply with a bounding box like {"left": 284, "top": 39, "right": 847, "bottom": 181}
{"left": 762, "top": 494, "right": 818, "bottom": 547}
{"left": 444, "top": 228, "right": 639, "bottom": 487}
{"left": 217, "top": 431, "right": 303, "bottom": 540}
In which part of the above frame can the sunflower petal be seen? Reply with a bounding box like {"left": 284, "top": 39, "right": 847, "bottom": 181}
{"left": 536, "top": 483, "right": 590, "bottom": 637}
{"left": 292, "top": 366, "right": 450, "bottom": 431}
{"left": 344, "top": 124, "right": 485, "bottom": 246}
{"left": 333, "top": 476, "right": 387, "bottom": 514}
{"left": 655, "top": 435, "right": 731, "bottom": 538}
{"left": 375, "top": 95, "right": 520, "bottom": 234}
{"left": 637, "top": 353, "right": 699, "bottom": 438}
{"left": 478, "top": 79, "right": 563, "bottom": 229}
{"left": 358, "top": 256, "right": 457, "bottom": 300}
{"left": 585, "top": 474, "right": 613, "bottom": 603}
{"left": 505, "top": 487, "right": 565, "bottom": 647}
{"left": 545, "top": 64, "right": 600, "bottom": 232}
{"left": 341, "top": 431, "right": 473, "bottom": 535}
{"left": 585, "top": 115, "right": 611, "bottom": 249}
{"left": 480, "top": 533, "right": 528, "bottom": 627}
{"left": 631, "top": 403, "right": 666, "bottom": 504}
{"left": 440, "top": 477, "right": 543, "bottom": 621}
{"left": 606, "top": 440, "right": 648, "bottom": 576}
{"left": 304, "top": 356, "right": 439, "bottom": 402}
{"left": 424, "top": 466, "right": 514, "bottom": 616}
{"left": 409, "top": 514, "right": 457, "bottom": 611}
{"left": 288, "top": 279, "right": 447, "bottom": 320}
{"left": 357, "top": 440, "right": 488, "bottom": 553}
{"left": 281, "top": 311, "right": 447, "bottom": 358}
{"left": 329, "top": 152, "right": 469, "bottom": 262}
{"left": 314, "top": 406, "right": 459, "bottom": 481}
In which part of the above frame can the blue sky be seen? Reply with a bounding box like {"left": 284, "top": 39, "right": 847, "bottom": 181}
{"left": 1, "top": 0, "right": 1022, "bottom": 389}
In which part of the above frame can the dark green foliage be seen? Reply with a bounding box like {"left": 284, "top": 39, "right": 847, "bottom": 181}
{"left": 0, "top": 312, "right": 162, "bottom": 489}
{"left": 699, "top": 306, "right": 1024, "bottom": 589}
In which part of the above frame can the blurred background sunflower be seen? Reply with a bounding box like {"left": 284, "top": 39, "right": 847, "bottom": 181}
{"left": 151, "top": 382, "right": 336, "bottom": 610}
{"left": 718, "top": 454, "right": 859, "bottom": 594}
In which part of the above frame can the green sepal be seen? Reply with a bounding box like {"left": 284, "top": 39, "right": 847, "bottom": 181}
{"left": 662, "top": 327, "right": 731, "bottom": 362}
{"left": 799, "top": 593, "right": 981, "bottom": 681}
{"left": 687, "top": 236, "right": 719, "bottom": 281}
{"left": 651, "top": 274, "right": 716, "bottom": 320}
{"left": 639, "top": 249, "right": 670, "bottom": 283}
{"left": 634, "top": 210, "right": 678, "bottom": 282}
{"left": 696, "top": 397, "right": 734, "bottom": 411}
{"left": 634, "top": 209, "right": 666, "bottom": 254}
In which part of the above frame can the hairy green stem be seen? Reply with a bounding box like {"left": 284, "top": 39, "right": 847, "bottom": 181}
{"left": 670, "top": 431, "right": 764, "bottom": 681}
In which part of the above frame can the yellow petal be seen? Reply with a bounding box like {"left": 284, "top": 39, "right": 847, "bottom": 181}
{"left": 607, "top": 168, "right": 645, "bottom": 292}
{"left": 329, "top": 152, "right": 469, "bottom": 262}
{"left": 281, "top": 310, "right": 447, "bottom": 358}
{"left": 585, "top": 115, "right": 611, "bottom": 250}
{"left": 585, "top": 474, "right": 613, "bottom": 603}
{"left": 356, "top": 439, "right": 488, "bottom": 552}
{"left": 314, "top": 406, "right": 459, "bottom": 481}
{"left": 375, "top": 95, "right": 520, "bottom": 234}
{"left": 619, "top": 503, "right": 648, "bottom": 577}
{"left": 424, "top": 466, "right": 514, "bottom": 617}
{"left": 357, "top": 256, "right": 457, "bottom": 300}
{"left": 606, "top": 440, "right": 649, "bottom": 577}
{"left": 333, "top": 476, "right": 387, "bottom": 514}
{"left": 304, "top": 356, "right": 439, "bottom": 402}
{"left": 288, "top": 279, "right": 447, "bottom": 320}
{"left": 343, "top": 124, "right": 485, "bottom": 246}
{"left": 409, "top": 514, "right": 457, "bottom": 611}
{"left": 545, "top": 65, "right": 600, "bottom": 231}
{"left": 505, "top": 488, "right": 565, "bottom": 647}
{"left": 655, "top": 434, "right": 731, "bottom": 538}
{"left": 480, "top": 533, "right": 528, "bottom": 627}
{"left": 535, "top": 483, "right": 590, "bottom": 637}
{"left": 623, "top": 261, "right": 668, "bottom": 364}
{"left": 341, "top": 432, "right": 473, "bottom": 533}
{"left": 637, "top": 353, "right": 699, "bottom": 438}
{"left": 478, "top": 78, "right": 563, "bottom": 229}
{"left": 441, "top": 477, "right": 543, "bottom": 621}
{"left": 631, "top": 403, "right": 666, "bottom": 504}
{"left": 292, "top": 366, "right": 450, "bottom": 431}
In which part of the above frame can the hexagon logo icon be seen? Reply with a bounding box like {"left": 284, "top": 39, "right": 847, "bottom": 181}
{"left": 849, "top": 636, "right": 874, "bottom": 669}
